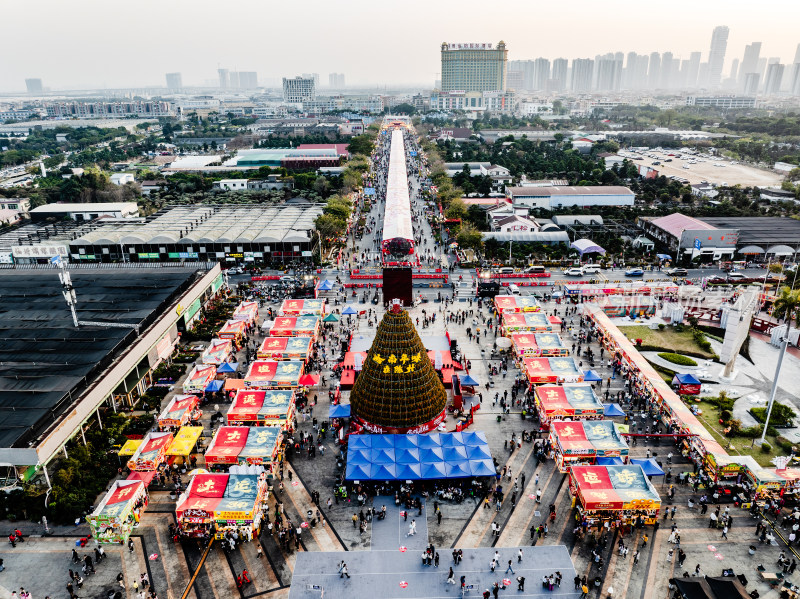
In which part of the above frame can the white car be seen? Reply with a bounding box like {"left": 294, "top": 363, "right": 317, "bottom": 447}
{"left": 564, "top": 268, "right": 585, "bottom": 276}
{"left": 581, "top": 265, "right": 601, "bottom": 275}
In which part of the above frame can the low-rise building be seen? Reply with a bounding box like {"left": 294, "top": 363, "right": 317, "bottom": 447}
{"left": 212, "top": 179, "right": 249, "bottom": 191}
{"left": 506, "top": 186, "right": 635, "bottom": 210}
{"left": 110, "top": 173, "right": 135, "bottom": 186}
{"left": 430, "top": 90, "right": 515, "bottom": 113}
{"left": 140, "top": 180, "right": 166, "bottom": 196}
{"left": 30, "top": 202, "right": 139, "bottom": 222}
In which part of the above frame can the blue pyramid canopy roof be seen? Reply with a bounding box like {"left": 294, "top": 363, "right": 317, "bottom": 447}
{"left": 462, "top": 431, "right": 487, "bottom": 446}
{"left": 347, "top": 449, "right": 371, "bottom": 466}
{"left": 217, "top": 362, "right": 238, "bottom": 373}
{"left": 348, "top": 435, "right": 371, "bottom": 449}
{"left": 369, "top": 448, "right": 395, "bottom": 464}
{"left": 394, "top": 435, "right": 420, "bottom": 449}
{"left": 345, "top": 463, "right": 371, "bottom": 480}
{"left": 395, "top": 463, "right": 422, "bottom": 480}
{"left": 467, "top": 444, "right": 492, "bottom": 460}
{"left": 394, "top": 448, "right": 421, "bottom": 463}
{"left": 370, "top": 435, "right": 395, "bottom": 449}
{"left": 443, "top": 446, "right": 469, "bottom": 461}
{"left": 603, "top": 403, "right": 626, "bottom": 417}
{"left": 419, "top": 447, "right": 445, "bottom": 462}
{"left": 440, "top": 433, "right": 465, "bottom": 448}
{"left": 420, "top": 462, "right": 447, "bottom": 479}
{"left": 417, "top": 434, "right": 442, "bottom": 448}
{"left": 468, "top": 460, "right": 496, "bottom": 477}
{"left": 445, "top": 461, "right": 471, "bottom": 478}
{"left": 370, "top": 463, "right": 398, "bottom": 480}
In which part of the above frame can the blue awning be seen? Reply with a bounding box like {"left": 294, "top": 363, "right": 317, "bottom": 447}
{"left": 460, "top": 374, "right": 480, "bottom": 386}
{"left": 673, "top": 373, "right": 701, "bottom": 385}
{"left": 630, "top": 458, "right": 665, "bottom": 476}
{"left": 596, "top": 457, "right": 625, "bottom": 466}
{"left": 329, "top": 404, "right": 351, "bottom": 418}
{"left": 582, "top": 369, "right": 603, "bottom": 382}
{"left": 603, "top": 403, "right": 626, "bottom": 417}
{"left": 318, "top": 280, "right": 334, "bottom": 290}
{"left": 657, "top": 254, "right": 672, "bottom": 261}
{"left": 205, "top": 380, "right": 224, "bottom": 392}
{"left": 342, "top": 306, "right": 358, "bottom": 315}
{"left": 217, "top": 362, "right": 238, "bottom": 374}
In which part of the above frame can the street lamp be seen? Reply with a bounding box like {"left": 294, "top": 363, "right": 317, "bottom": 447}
{"left": 760, "top": 335, "right": 789, "bottom": 445}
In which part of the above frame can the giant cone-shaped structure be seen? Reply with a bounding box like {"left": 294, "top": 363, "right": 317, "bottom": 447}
{"left": 350, "top": 302, "right": 447, "bottom": 434}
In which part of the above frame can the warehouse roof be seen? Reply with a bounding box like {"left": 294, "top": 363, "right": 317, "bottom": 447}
{"left": 0, "top": 270, "right": 195, "bottom": 449}
{"left": 648, "top": 213, "right": 717, "bottom": 238}
{"left": 481, "top": 231, "right": 570, "bottom": 243}
{"left": 507, "top": 186, "right": 634, "bottom": 197}
{"left": 700, "top": 217, "right": 800, "bottom": 246}
{"left": 30, "top": 202, "right": 138, "bottom": 214}
{"left": 71, "top": 204, "right": 323, "bottom": 246}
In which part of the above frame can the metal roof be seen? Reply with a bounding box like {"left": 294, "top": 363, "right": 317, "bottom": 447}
{"left": 649, "top": 213, "right": 717, "bottom": 238}
{"left": 0, "top": 270, "right": 195, "bottom": 449}
{"left": 481, "top": 231, "right": 570, "bottom": 243}
{"left": 701, "top": 217, "right": 800, "bottom": 246}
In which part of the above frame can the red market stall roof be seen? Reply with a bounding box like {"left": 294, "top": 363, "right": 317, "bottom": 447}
{"left": 224, "top": 378, "right": 246, "bottom": 392}
{"left": 493, "top": 295, "right": 541, "bottom": 313}
{"left": 217, "top": 319, "right": 248, "bottom": 340}
{"left": 126, "top": 471, "right": 157, "bottom": 485}
{"left": 570, "top": 464, "right": 661, "bottom": 511}
{"left": 232, "top": 301, "right": 259, "bottom": 324}
{"left": 583, "top": 304, "right": 725, "bottom": 459}
{"left": 183, "top": 364, "right": 217, "bottom": 394}
{"left": 502, "top": 312, "right": 561, "bottom": 332}
{"left": 523, "top": 357, "right": 583, "bottom": 384}
{"left": 269, "top": 315, "right": 320, "bottom": 337}
{"left": 202, "top": 339, "right": 234, "bottom": 365}
{"left": 257, "top": 336, "right": 312, "bottom": 360}
{"left": 511, "top": 333, "right": 568, "bottom": 357}
{"left": 280, "top": 298, "right": 325, "bottom": 316}
{"left": 339, "top": 351, "right": 368, "bottom": 369}
{"left": 205, "top": 426, "right": 281, "bottom": 465}
{"left": 564, "top": 283, "right": 678, "bottom": 296}
{"left": 227, "top": 389, "right": 295, "bottom": 423}
{"left": 244, "top": 360, "right": 304, "bottom": 388}
{"left": 128, "top": 431, "right": 173, "bottom": 471}
{"left": 176, "top": 473, "right": 264, "bottom": 521}
{"left": 158, "top": 395, "right": 199, "bottom": 429}
{"left": 551, "top": 420, "right": 628, "bottom": 458}
{"left": 535, "top": 384, "right": 604, "bottom": 417}
{"left": 90, "top": 479, "right": 146, "bottom": 522}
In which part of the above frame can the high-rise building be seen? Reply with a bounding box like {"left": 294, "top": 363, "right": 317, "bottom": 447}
{"left": 571, "top": 58, "right": 594, "bottom": 92}
{"left": 729, "top": 59, "right": 739, "bottom": 82}
{"left": 532, "top": 58, "right": 551, "bottom": 90}
{"left": 649, "top": 52, "right": 662, "bottom": 89}
{"left": 228, "top": 72, "right": 240, "bottom": 89}
{"left": 685, "top": 52, "right": 702, "bottom": 89}
{"left": 25, "top": 78, "right": 43, "bottom": 94}
{"left": 739, "top": 42, "right": 761, "bottom": 88}
{"left": 764, "top": 63, "right": 785, "bottom": 94}
{"left": 551, "top": 58, "right": 568, "bottom": 91}
{"left": 789, "top": 63, "right": 800, "bottom": 96}
{"left": 707, "top": 26, "right": 729, "bottom": 87}
{"left": 302, "top": 73, "right": 320, "bottom": 88}
{"left": 238, "top": 72, "right": 258, "bottom": 89}
{"left": 507, "top": 63, "right": 525, "bottom": 90}
{"left": 328, "top": 73, "right": 346, "bottom": 88}
{"left": 440, "top": 41, "right": 508, "bottom": 92}
{"left": 283, "top": 76, "right": 316, "bottom": 103}
{"left": 165, "top": 73, "right": 183, "bottom": 91}
{"left": 218, "top": 68, "right": 229, "bottom": 89}
{"left": 743, "top": 72, "right": 760, "bottom": 95}
{"left": 660, "top": 52, "right": 675, "bottom": 89}
{"left": 794, "top": 43, "right": 800, "bottom": 65}
{"left": 594, "top": 54, "right": 622, "bottom": 91}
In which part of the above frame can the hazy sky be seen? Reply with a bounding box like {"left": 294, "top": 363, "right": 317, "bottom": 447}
{"left": 3, "top": 0, "right": 799, "bottom": 92}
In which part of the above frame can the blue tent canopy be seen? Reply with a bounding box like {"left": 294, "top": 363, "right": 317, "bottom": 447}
{"left": 217, "top": 362, "right": 238, "bottom": 374}
{"left": 460, "top": 374, "right": 480, "bottom": 386}
{"left": 344, "top": 433, "right": 494, "bottom": 481}
{"left": 596, "top": 457, "right": 625, "bottom": 466}
{"left": 205, "top": 380, "right": 224, "bottom": 392}
{"left": 673, "top": 373, "right": 701, "bottom": 385}
{"left": 582, "top": 370, "right": 603, "bottom": 382}
{"left": 631, "top": 458, "right": 665, "bottom": 476}
{"left": 603, "top": 403, "right": 626, "bottom": 417}
{"left": 329, "top": 404, "right": 351, "bottom": 418}
{"left": 657, "top": 254, "right": 672, "bottom": 261}
{"left": 318, "top": 280, "right": 334, "bottom": 291}
{"left": 342, "top": 306, "right": 358, "bottom": 315}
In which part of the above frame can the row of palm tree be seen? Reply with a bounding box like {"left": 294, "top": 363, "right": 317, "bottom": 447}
{"left": 773, "top": 287, "right": 800, "bottom": 325}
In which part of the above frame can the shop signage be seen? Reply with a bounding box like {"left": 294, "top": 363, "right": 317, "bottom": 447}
{"left": 184, "top": 509, "right": 210, "bottom": 519}
{"left": 168, "top": 252, "right": 199, "bottom": 259}
{"left": 138, "top": 252, "right": 160, "bottom": 259}
{"left": 225, "top": 253, "right": 244, "bottom": 259}
{"left": 217, "top": 511, "right": 249, "bottom": 520}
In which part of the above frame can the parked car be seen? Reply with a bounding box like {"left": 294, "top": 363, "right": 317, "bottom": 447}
{"left": 726, "top": 272, "right": 747, "bottom": 281}
{"left": 625, "top": 268, "right": 645, "bottom": 277}
{"left": 280, "top": 275, "right": 295, "bottom": 281}
{"left": 666, "top": 268, "right": 688, "bottom": 276}
{"left": 581, "top": 265, "right": 601, "bottom": 275}
{"left": 564, "top": 268, "right": 585, "bottom": 276}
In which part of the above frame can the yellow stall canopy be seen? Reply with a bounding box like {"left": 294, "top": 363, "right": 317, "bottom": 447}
{"left": 118, "top": 439, "right": 142, "bottom": 457}
{"left": 167, "top": 426, "right": 203, "bottom": 456}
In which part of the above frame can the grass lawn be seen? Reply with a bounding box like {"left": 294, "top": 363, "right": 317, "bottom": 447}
{"left": 618, "top": 325, "right": 717, "bottom": 360}
{"left": 689, "top": 398, "right": 789, "bottom": 467}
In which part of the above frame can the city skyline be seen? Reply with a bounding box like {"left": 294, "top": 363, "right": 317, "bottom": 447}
{"left": 2, "top": 0, "right": 800, "bottom": 92}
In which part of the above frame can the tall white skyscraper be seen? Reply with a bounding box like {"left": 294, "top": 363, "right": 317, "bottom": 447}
{"left": 551, "top": 58, "right": 568, "bottom": 91}
{"left": 739, "top": 42, "right": 761, "bottom": 88}
{"left": 571, "top": 58, "right": 594, "bottom": 92}
{"left": 707, "top": 26, "right": 729, "bottom": 87}
{"left": 685, "top": 52, "right": 702, "bottom": 89}
{"left": 532, "top": 58, "right": 551, "bottom": 90}
{"left": 649, "top": 52, "right": 661, "bottom": 88}
{"left": 165, "top": 73, "right": 182, "bottom": 91}
{"left": 764, "top": 63, "right": 785, "bottom": 94}
{"left": 218, "top": 68, "right": 229, "bottom": 89}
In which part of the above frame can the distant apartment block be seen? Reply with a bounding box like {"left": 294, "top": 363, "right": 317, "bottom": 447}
{"left": 283, "top": 77, "right": 316, "bottom": 103}
{"left": 44, "top": 101, "right": 174, "bottom": 119}
{"left": 328, "top": 73, "right": 346, "bottom": 88}
{"left": 25, "top": 78, "right": 43, "bottom": 94}
{"left": 684, "top": 96, "right": 756, "bottom": 109}
{"left": 440, "top": 41, "right": 508, "bottom": 92}
{"left": 430, "top": 90, "right": 515, "bottom": 113}
{"left": 302, "top": 95, "right": 383, "bottom": 114}
{"left": 165, "top": 72, "right": 183, "bottom": 91}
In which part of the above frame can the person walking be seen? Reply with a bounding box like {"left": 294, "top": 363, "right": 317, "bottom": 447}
{"left": 447, "top": 567, "right": 456, "bottom": 585}
{"left": 340, "top": 563, "right": 350, "bottom": 579}
{"left": 408, "top": 520, "right": 417, "bottom": 536}
{"left": 517, "top": 548, "right": 523, "bottom": 563}
{"left": 517, "top": 576, "right": 525, "bottom": 591}
{"left": 722, "top": 525, "right": 728, "bottom": 540}
{"left": 505, "top": 560, "right": 515, "bottom": 575}
{"left": 580, "top": 584, "right": 589, "bottom": 598}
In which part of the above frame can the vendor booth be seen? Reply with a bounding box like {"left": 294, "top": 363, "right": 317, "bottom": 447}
{"left": 217, "top": 319, "right": 247, "bottom": 347}
{"left": 598, "top": 295, "right": 655, "bottom": 318}
{"left": 202, "top": 339, "right": 234, "bottom": 365}
{"left": 127, "top": 431, "right": 173, "bottom": 471}
{"left": 244, "top": 360, "right": 304, "bottom": 388}
{"left": 183, "top": 364, "right": 217, "bottom": 394}
{"left": 158, "top": 395, "right": 200, "bottom": 431}
{"left": 550, "top": 420, "right": 629, "bottom": 472}
{"left": 176, "top": 473, "right": 267, "bottom": 541}
{"left": 523, "top": 357, "right": 584, "bottom": 386}
{"left": 257, "top": 336, "right": 313, "bottom": 361}
{"left": 232, "top": 301, "right": 259, "bottom": 324}
{"left": 88, "top": 480, "right": 148, "bottom": 544}
{"left": 494, "top": 295, "right": 541, "bottom": 313}
{"left": 564, "top": 283, "right": 679, "bottom": 298}
{"left": 166, "top": 426, "right": 203, "bottom": 464}
{"left": 118, "top": 439, "right": 142, "bottom": 459}
{"left": 280, "top": 298, "right": 325, "bottom": 316}
{"left": 502, "top": 312, "right": 561, "bottom": 333}
{"left": 226, "top": 389, "right": 296, "bottom": 429}
{"left": 204, "top": 426, "right": 282, "bottom": 471}
{"left": 672, "top": 373, "right": 702, "bottom": 396}
{"left": 534, "top": 384, "right": 604, "bottom": 428}
{"left": 269, "top": 315, "right": 320, "bottom": 337}
{"left": 569, "top": 464, "right": 661, "bottom": 526}
{"left": 511, "top": 333, "right": 568, "bottom": 357}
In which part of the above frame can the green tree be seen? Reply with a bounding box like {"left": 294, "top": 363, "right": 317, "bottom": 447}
{"left": 445, "top": 197, "right": 467, "bottom": 220}
{"left": 456, "top": 223, "right": 484, "bottom": 251}
{"left": 347, "top": 135, "right": 375, "bottom": 156}
{"left": 773, "top": 287, "right": 800, "bottom": 326}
